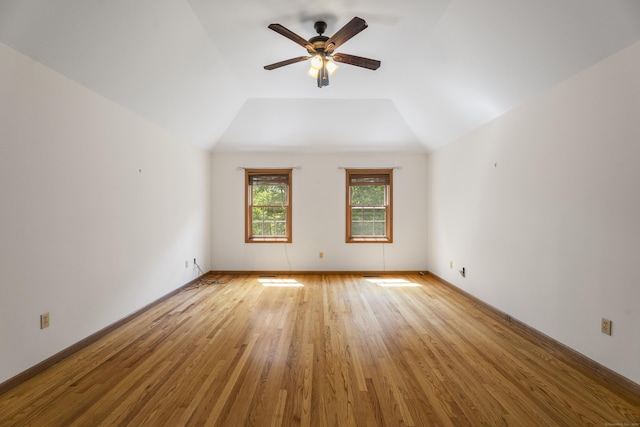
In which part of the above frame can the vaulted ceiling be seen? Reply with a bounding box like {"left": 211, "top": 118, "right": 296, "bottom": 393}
{"left": 2, "top": 1, "right": 640, "bottom": 153}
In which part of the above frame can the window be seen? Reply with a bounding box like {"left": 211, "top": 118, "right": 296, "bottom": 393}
{"left": 346, "top": 169, "right": 393, "bottom": 243}
{"left": 245, "top": 169, "right": 292, "bottom": 243}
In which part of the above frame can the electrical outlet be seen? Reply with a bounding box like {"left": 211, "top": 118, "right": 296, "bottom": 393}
{"left": 319, "top": 252, "right": 324, "bottom": 259}
{"left": 601, "top": 318, "right": 612, "bottom": 335}
{"left": 185, "top": 260, "right": 188, "bottom": 268}
{"left": 40, "top": 312, "right": 50, "bottom": 329}
{"left": 450, "top": 260, "right": 453, "bottom": 269}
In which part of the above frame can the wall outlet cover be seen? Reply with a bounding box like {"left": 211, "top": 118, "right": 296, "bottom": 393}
{"left": 40, "top": 313, "right": 50, "bottom": 329}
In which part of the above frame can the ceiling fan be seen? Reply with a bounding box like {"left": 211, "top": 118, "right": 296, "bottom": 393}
{"left": 264, "top": 17, "right": 381, "bottom": 88}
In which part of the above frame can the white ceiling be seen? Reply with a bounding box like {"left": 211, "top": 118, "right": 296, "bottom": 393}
{"left": 2, "top": 0, "right": 640, "bottom": 153}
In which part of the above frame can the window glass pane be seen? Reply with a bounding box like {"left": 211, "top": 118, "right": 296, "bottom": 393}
{"left": 351, "top": 185, "right": 385, "bottom": 206}
{"left": 374, "top": 222, "right": 386, "bottom": 236}
{"left": 352, "top": 207, "right": 362, "bottom": 220}
{"left": 373, "top": 208, "right": 385, "bottom": 221}
{"left": 252, "top": 222, "right": 262, "bottom": 236}
{"left": 273, "top": 207, "right": 285, "bottom": 221}
{"left": 251, "top": 208, "right": 287, "bottom": 237}
{"left": 251, "top": 211, "right": 288, "bottom": 237}
{"left": 362, "top": 208, "right": 374, "bottom": 221}
{"left": 252, "top": 184, "right": 287, "bottom": 206}
{"left": 362, "top": 222, "right": 374, "bottom": 236}
{"left": 352, "top": 221, "right": 362, "bottom": 236}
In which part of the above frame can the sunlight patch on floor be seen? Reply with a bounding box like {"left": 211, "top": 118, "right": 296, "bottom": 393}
{"left": 366, "top": 278, "right": 421, "bottom": 287}
{"left": 259, "top": 278, "right": 304, "bottom": 287}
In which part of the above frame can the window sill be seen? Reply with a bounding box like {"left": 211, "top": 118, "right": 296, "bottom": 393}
{"left": 246, "top": 237, "right": 291, "bottom": 243}
{"left": 347, "top": 237, "right": 392, "bottom": 243}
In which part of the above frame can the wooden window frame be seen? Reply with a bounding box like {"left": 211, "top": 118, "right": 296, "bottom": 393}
{"left": 346, "top": 168, "right": 393, "bottom": 243}
{"left": 245, "top": 169, "right": 292, "bottom": 243}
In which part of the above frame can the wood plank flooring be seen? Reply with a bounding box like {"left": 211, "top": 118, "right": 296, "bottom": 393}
{"left": 1, "top": 274, "right": 638, "bottom": 426}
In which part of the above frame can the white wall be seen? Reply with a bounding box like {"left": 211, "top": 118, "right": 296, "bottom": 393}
{"left": 0, "top": 43, "right": 211, "bottom": 384}
{"left": 427, "top": 41, "right": 640, "bottom": 384}
{"left": 211, "top": 152, "right": 428, "bottom": 272}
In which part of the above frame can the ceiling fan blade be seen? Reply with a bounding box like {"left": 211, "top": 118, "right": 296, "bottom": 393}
{"left": 332, "top": 53, "right": 381, "bottom": 70}
{"left": 264, "top": 56, "right": 311, "bottom": 70}
{"left": 268, "top": 24, "right": 315, "bottom": 52}
{"left": 325, "top": 17, "right": 368, "bottom": 53}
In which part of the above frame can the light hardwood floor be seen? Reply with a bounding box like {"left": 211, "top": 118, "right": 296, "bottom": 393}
{"left": 0, "top": 274, "right": 638, "bottom": 426}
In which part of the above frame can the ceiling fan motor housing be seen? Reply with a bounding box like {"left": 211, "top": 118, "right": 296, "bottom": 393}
{"left": 309, "top": 21, "right": 329, "bottom": 53}
{"left": 308, "top": 37, "right": 329, "bottom": 53}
